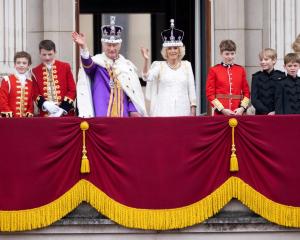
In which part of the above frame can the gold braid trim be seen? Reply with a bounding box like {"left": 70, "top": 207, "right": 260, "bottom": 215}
{"left": 211, "top": 98, "right": 224, "bottom": 111}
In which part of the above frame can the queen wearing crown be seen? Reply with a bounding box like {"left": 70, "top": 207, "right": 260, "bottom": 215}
{"left": 72, "top": 16, "right": 147, "bottom": 117}
{"left": 141, "top": 19, "right": 197, "bottom": 117}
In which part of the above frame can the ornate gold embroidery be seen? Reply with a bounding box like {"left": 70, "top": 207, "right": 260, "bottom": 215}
{"left": 42, "top": 64, "right": 60, "bottom": 103}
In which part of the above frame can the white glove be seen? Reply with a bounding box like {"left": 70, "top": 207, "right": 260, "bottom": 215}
{"left": 234, "top": 107, "right": 245, "bottom": 116}
{"left": 268, "top": 111, "right": 275, "bottom": 115}
{"left": 221, "top": 108, "right": 235, "bottom": 116}
{"left": 48, "top": 107, "right": 65, "bottom": 117}
{"left": 42, "top": 101, "right": 60, "bottom": 114}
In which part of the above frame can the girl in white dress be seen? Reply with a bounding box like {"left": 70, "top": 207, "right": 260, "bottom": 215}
{"left": 141, "top": 19, "right": 197, "bottom": 117}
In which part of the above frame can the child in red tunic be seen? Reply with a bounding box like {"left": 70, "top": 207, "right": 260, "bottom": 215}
{"left": 0, "top": 51, "right": 34, "bottom": 118}
{"left": 32, "top": 40, "right": 76, "bottom": 117}
{"left": 206, "top": 40, "right": 250, "bottom": 116}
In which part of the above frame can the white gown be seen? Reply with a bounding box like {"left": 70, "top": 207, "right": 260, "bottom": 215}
{"left": 143, "top": 61, "right": 197, "bottom": 116}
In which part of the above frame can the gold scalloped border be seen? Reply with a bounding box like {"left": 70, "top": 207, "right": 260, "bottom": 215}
{"left": 1, "top": 177, "right": 300, "bottom": 232}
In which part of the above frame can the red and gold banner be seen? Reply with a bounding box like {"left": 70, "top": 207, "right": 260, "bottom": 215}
{"left": 0, "top": 116, "right": 300, "bottom": 231}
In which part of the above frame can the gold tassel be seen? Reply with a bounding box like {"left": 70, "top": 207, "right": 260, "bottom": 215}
{"left": 230, "top": 153, "right": 238, "bottom": 172}
{"left": 81, "top": 156, "right": 90, "bottom": 173}
{"left": 80, "top": 121, "right": 90, "bottom": 173}
{"left": 229, "top": 118, "right": 239, "bottom": 172}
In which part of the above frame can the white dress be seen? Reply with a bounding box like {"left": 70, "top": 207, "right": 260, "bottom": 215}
{"left": 143, "top": 61, "right": 197, "bottom": 116}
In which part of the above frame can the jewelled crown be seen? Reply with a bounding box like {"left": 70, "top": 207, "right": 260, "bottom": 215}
{"left": 101, "top": 16, "right": 123, "bottom": 43}
{"left": 161, "top": 19, "right": 184, "bottom": 47}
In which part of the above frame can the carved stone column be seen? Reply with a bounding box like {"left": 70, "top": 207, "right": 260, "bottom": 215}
{"left": 0, "top": 0, "right": 27, "bottom": 73}
{"left": 270, "top": 0, "right": 300, "bottom": 70}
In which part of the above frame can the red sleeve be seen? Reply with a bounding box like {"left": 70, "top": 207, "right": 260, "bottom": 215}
{"left": 27, "top": 103, "right": 34, "bottom": 115}
{"left": 206, "top": 67, "right": 217, "bottom": 104}
{"left": 31, "top": 72, "right": 47, "bottom": 111}
{"left": 64, "top": 63, "right": 76, "bottom": 101}
{"left": 32, "top": 74, "right": 41, "bottom": 102}
{"left": 27, "top": 83, "right": 34, "bottom": 115}
{"left": 241, "top": 68, "right": 250, "bottom": 98}
{"left": 0, "top": 79, "right": 11, "bottom": 113}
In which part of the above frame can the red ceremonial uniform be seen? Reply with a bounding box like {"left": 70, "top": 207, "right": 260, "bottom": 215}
{"left": 32, "top": 60, "right": 76, "bottom": 116}
{"left": 206, "top": 63, "right": 250, "bottom": 114}
{"left": 0, "top": 75, "right": 34, "bottom": 117}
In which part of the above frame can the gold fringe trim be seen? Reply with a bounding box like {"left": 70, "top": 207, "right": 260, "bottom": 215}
{"left": 232, "top": 177, "right": 300, "bottom": 228}
{"left": 0, "top": 179, "right": 233, "bottom": 231}
{"left": 2, "top": 178, "right": 300, "bottom": 231}
{"left": 0, "top": 181, "right": 85, "bottom": 232}
{"left": 85, "top": 179, "right": 233, "bottom": 230}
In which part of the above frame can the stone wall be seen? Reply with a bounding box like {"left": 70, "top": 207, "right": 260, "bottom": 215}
{"left": 27, "top": 0, "right": 75, "bottom": 69}
{"left": 0, "top": 0, "right": 27, "bottom": 73}
{"left": 0, "top": 0, "right": 75, "bottom": 73}
{"left": 212, "top": 0, "right": 300, "bottom": 85}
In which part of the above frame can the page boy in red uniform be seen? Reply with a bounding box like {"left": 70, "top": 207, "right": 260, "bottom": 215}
{"left": 32, "top": 40, "right": 76, "bottom": 117}
{"left": 206, "top": 40, "right": 250, "bottom": 116}
{"left": 0, "top": 51, "right": 34, "bottom": 118}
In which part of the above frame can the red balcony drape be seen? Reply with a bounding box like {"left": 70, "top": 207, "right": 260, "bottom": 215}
{"left": 1, "top": 116, "right": 300, "bottom": 231}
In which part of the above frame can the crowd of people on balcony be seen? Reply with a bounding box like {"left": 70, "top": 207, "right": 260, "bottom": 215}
{"left": 0, "top": 16, "right": 300, "bottom": 118}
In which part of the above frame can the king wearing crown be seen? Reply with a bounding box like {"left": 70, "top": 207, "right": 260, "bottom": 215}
{"left": 72, "top": 16, "right": 147, "bottom": 117}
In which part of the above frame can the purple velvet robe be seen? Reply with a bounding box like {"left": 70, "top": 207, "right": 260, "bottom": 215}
{"left": 82, "top": 56, "right": 137, "bottom": 117}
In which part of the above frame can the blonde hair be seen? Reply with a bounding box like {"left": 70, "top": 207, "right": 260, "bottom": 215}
{"left": 160, "top": 46, "right": 186, "bottom": 60}
{"left": 292, "top": 34, "right": 300, "bottom": 53}
{"left": 259, "top": 48, "right": 277, "bottom": 61}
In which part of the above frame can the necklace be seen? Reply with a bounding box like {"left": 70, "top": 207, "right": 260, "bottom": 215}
{"left": 167, "top": 61, "right": 181, "bottom": 70}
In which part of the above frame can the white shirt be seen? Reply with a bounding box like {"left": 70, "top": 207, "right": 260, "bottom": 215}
{"left": 15, "top": 72, "right": 27, "bottom": 87}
